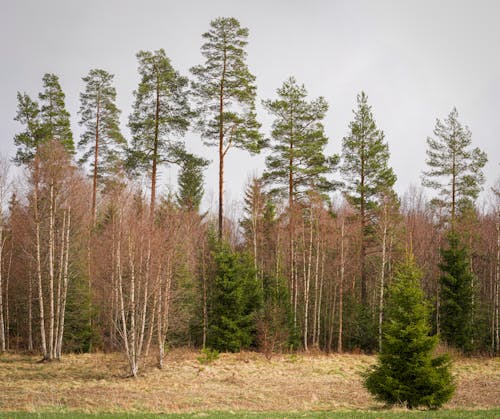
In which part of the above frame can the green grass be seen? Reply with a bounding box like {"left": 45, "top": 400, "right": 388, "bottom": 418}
{"left": 1, "top": 410, "right": 500, "bottom": 419}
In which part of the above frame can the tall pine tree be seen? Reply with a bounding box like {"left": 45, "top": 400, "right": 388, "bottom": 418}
{"left": 262, "top": 76, "right": 335, "bottom": 336}
{"left": 422, "top": 107, "right": 487, "bottom": 225}
{"left": 38, "top": 73, "right": 74, "bottom": 154}
{"left": 14, "top": 74, "right": 74, "bottom": 164}
{"left": 340, "top": 91, "right": 396, "bottom": 313}
{"left": 191, "top": 17, "right": 262, "bottom": 239}
{"left": 78, "top": 68, "right": 125, "bottom": 221}
{"left": 128, "top": 49, "right": 191, "bottom": 217}
{"left": 263, "top": 76, "right": 335, "bottom": 201}
{"left": 13, "top": 92, "right": 43, "bottom": 164}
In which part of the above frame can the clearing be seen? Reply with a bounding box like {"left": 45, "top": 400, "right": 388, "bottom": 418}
{"left": 0, "top": 350, "right": 499, "bottom": 415}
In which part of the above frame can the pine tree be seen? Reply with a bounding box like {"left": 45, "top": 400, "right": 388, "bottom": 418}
{"left": 191, "top": 17, "right": 262, "bottom": 239}
{"left": 439, "top": 231, "right": 474, "bottom": 353}
{"left": 422, "top": 107, "right": 487, "bottom": 225}
{"left": 207, "top": 239, "right": 262, "bottom": 352}
{"left": 78, "top": 68, "right": 126, "bottom": 221}
{"left": 176, "top": 152, "right": 209, "bottom": 212}
{"left": 263, "top": 77, "right": 335, "bottom": 334}
{"left": 340, "top": 91, "right": 396, "bottom": 311}
{"left": 263, "top": 76, "right": 335, "bottom": 201}
{"left": 364, "top": 257, "right": 455, "bottom": 409}
{"left": 38, "top": 73, "right": 74, "bottom": 154}
{"left": 13, "top": 92, "right": 43, "bottom": 165}
{"left": 128, "top": 49, "right": 191, "bottom": 217}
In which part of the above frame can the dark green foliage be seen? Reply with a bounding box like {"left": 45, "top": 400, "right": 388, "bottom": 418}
{"left": 341, "top": 92, "right": 396, "bottom": 211}
{"left": 263, "top": 76, "right": 337, "bottom": 200}
{"left": 78, "top": 69, "right": 126, "bottom": 180}
{"left": 207, "top": 240, "right": 262, "bottom": 352}
{"left": 439, "top": 231, "right": 474, "bottom": 353}
{"left": 191, "top": 16, "right": 263, "bottom": 237}
{"left": 352, "top": 304, "right": 378, "bottom": 352}
{"left": 128, "top": 49, "right": 191, "bottom": 174}
{"left": 364, "top": 257, "right": 455, "bottom": 409}
{"left": 190, "top": 17, "right": 262, "bottom": 153}
{"left": 340, "top": 91, "right": 396, "bottom": 328}
{"left": 13, "top": 74, "right": 74, "bottom": 164}
{"left": 422, "top": 107, "right": 487, "bottom": 223}
{"left": 13, "top": 92, "right": 43, "bottom": 164}
{"left": 176, "top": 152, "right": 209, "bottom": 212}
{"left": 38, "top": 73, "right": 74, "bottom": 154}
{"left": 63, "top": 272, "right": 96, "bottom": 353}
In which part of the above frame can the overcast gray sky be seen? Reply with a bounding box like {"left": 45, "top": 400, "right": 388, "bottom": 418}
{"left": 1, "top": 0, "right": 499, "bottom": 210}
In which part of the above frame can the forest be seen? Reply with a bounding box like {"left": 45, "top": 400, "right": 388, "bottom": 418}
{"left": 0, "top": 16, "right": 499, "bottom": 387}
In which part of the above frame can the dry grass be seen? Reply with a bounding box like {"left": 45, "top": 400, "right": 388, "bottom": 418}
{"left": 0, "top": 350, "right": 499, "bottom": 414}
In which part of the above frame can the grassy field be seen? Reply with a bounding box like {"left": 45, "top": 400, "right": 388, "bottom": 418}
{"left": 0, "top": 350, "right": 499, "bottom": 416}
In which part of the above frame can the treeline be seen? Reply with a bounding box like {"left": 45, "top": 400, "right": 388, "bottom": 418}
{"left": 0, "top": 17, "right": 499, "bottom": 376}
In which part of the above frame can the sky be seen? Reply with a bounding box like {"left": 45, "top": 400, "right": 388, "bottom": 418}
{"left": 1, "top": 0, "right": 499, "bottom": 211}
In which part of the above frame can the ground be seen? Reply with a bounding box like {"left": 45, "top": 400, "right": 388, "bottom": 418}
{"left": 0, "top": 349, "right": 499, "bottom": 415}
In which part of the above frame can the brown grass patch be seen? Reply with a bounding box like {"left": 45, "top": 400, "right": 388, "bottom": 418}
{"left": 0, "top": 350, "right": 498, "bottom": 413}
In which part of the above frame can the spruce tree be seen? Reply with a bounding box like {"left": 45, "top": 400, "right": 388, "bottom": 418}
{"left": 191, "top": 17, "right": 262, "bottom": 239}
{"left": 422, "top": 107, "right": 487, "bottom": 225}
{"left": 128, "top": 49, "right": 191, "bottom": 216}
{"left": 340, "top": 92, "right": 396, "bottom": 314}
{"left": 439, "top": 231, "right": 474, "bottom": 353}
{"left": 176, "top": 152, "right": 209, "bottom": 212}
{"left": 364, "top": 257, "right": 455, "bottom": 409}
{"left": 38, "top": 73, "right": 74, "bottom": 154}
{"left": 207, "top": 239, "right": 262, "bottom": 352}
{"left": 78, "top": 68, "right": 126, "bottom": 221}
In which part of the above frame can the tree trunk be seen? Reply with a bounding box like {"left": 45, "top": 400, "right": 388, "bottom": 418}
{"left": 338, "top": 218, "right": 345, "bottom": 353}
{"left": 378, "top": 200, "right": 388, "bottom": 352}
{"left": 56, "top": 207, "right": 71, "bottom": 359}
{"left": 217, "top": 48, "right": 227, "bottom": 240}
{"left": 28, "top": 267, "right": 33, "bottom": 352}
{"left": 34, "top": 173, "right": 47, "bottom": 359}
{"left": 0, "top": 225, "right": 5, "bottom": 352}
{"left": 202, "top": 242, "right": 208, "bottom": 349}
{"left": 495, "top": 214, "right": 500, "bottom": 354}
{"left": 48, "top": 181, "right": 55, "bottom": 360}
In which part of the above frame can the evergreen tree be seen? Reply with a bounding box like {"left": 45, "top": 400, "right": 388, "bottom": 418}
{"left": 78, "top": 68, "right": 126, "bottom": 221}
{"left": 263, "top": 76, "right": 335, "bottom": 202}
{"left": 176, "top": 152, "right": 209, "bottom": 212}
{"left": 38, "top": 73, "right": 74, "bottom": 154}
{"left": 207, "top": 239, "right": 262, "bottom": 352}
{"left": 13, "top": 92, "right": 43, "bottom": 165}
{"left": 263, "top": 77, "right": 335, "bottom": 335}
{"left": 439, "top": 231, "right": 474, "bottom": 353}
{"left": 128, "top": 49, "right": 191, "bottom": 216}
{"left": 340, "top": 91, "right": 396, "bottom": 310}
{"left": 191, "top": 17, "right": 262, "bottom": 239}
{"left": 364, "top": 257, "right": 455, "bottom": 409}
{"left": 422, "top": 107, "right": 487, "bottom": 225}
